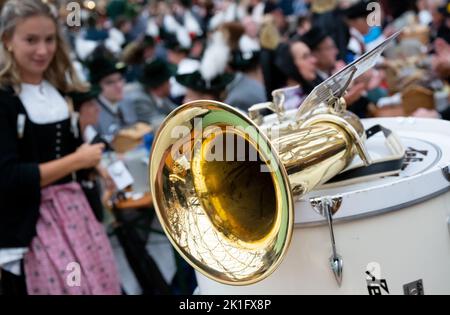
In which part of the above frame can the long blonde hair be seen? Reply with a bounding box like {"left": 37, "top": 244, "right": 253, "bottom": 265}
{"left": 0, "top": 0, "right": 87, "bottom": 93}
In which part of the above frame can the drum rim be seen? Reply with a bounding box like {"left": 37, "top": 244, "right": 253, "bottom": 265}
{"left": 294, "top": 185, "right": 450, "bottom": 228}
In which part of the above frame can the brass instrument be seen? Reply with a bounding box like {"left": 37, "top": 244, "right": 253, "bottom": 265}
{"left": 149, "top": 98, "right": 369, "bottom": 285}
{"left": 148, "top": 33, "right": 400, "bottom": 286}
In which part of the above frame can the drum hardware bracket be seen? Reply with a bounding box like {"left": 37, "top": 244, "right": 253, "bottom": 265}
{"left": 403, "top": 279, "right": 424, "bottom": 295}
{"left": 442, "top": 166, "right": 450, "bottom": 182}
{"left": 447, "top": 216, "right": 450, "bottom": 236}
{"left": 310, "top": 196, "right": 344, "bottom": 286}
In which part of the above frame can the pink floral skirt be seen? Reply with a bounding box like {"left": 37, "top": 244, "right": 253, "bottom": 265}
{"left": 24, "top": 182, "right": 121, "bottom": 295}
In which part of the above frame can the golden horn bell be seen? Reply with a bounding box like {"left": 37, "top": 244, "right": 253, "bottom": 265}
{"left": 149, "top": 100, "right": 367, "bottom": 285}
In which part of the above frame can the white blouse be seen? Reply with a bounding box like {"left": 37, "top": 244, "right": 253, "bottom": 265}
{"left": 19, "top": 80, "right": 69, "bottom": 124}
{"left": 0, "top": 248, "right": 28, "bottom": 275}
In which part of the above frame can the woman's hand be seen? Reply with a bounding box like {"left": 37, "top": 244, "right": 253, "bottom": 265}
{"left": 75, "top": 143, "right": 105, "bottom": 169}
{"left": 39, "top": 143, "right": 104, "bottom": 187}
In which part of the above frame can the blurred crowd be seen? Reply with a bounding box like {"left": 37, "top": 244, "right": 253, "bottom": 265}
{"left": 25, "top": 0, "right": 450, "bottom": 141}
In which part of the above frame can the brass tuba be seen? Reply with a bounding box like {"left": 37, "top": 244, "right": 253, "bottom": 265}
{"left": 148, "top": 32, "right": 399, "bottom": 286}
{"left": 148, "top": 97, "right": 370, "bottom": 286}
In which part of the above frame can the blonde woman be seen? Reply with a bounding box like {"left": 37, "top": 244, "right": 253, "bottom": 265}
{"left": 0, "top": 0, "right": 120, "bottom": 295}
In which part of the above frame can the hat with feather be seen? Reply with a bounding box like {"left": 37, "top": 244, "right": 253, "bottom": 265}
{"left": 220, "top": 22, "right": 261, "bottom": 72}
{"left": 175, "top": 31, "right": 235, "bottom": 94}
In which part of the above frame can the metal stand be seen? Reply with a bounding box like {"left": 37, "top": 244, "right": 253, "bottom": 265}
{"left": 311, "top": 196, "right": 344, "bottom": 286}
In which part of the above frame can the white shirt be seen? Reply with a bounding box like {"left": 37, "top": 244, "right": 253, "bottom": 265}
{"left": 316, "top": 69, "right": 330, "bottom": 81}
{"left": 19, "top": 80, "right": 69, "bottom": 124}
{"left": 0, "top": 248, "right": 28, "bottom": 275}
{"left": 348, "top": 27, "right": 366, "bottom": 59}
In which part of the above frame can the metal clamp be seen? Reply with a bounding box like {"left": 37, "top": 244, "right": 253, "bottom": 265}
{"left": 311, "top": 196, "right": 344, "bottom": 286}
{"left": 443, "top": 166, "right": 450, "bottom": 182}
{"left": 447, "top": 216, "right": 450, "bottom": 236}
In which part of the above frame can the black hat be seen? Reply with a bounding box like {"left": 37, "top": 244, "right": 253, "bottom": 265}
{"left": 438, "top": 1, "right": 450, "bottom": 17}
{"left": 264, "top": 1, "right": 282, "bottom": 15}
{"left": 301, "top": 27, "right": 328, "bottom": 51}
{"left": 87, "top": 56, "right": 127, "bottom": 85}
{"left": 341, "top": 0, "right": 374, "bottom": 19}
{"left": 229, "top": 50, "right": 260, "bottom": 71}
{"left": 175, "top": 71, "right": 235, "bottom": 94}
{"left": 139, "top": 58, "right": 174, "bottom": 88}
{"left": 69, "top": 88, "right": 99, "bottom": 112}
{"left": 143, "top": 35, "right": 156, "bottom": 47}
{"left": 179, "top": 0, "right": 192, "bottom": 8}
{"left": 163, "top": 33, "right": 191, "bottom": 53}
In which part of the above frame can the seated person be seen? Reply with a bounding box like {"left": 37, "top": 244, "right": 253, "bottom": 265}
{"left": 175, "top": 70, "right": 235, "bottom": 104}
{"left": 69, "top": 89, "right": 114, "bottom": 222}
{"left": 121, "top": 58, "right": 177, "bottom": 129}
{"left": 302, "top": 28, "right": 378, "bottom": 118}
{"left": 341, "top": 0, "right": 372, "bottom": 63}
{"left": 87, "top": 55, "right": 136, "bottom": 140}
{"left": 412, "top": 37, "right": 450, "bottom": 120}
{"left": 274, "top": 40, "right": 322, "bottom": 110}
{"left": 225, "top": 25, "right": 267, "bottom": 112}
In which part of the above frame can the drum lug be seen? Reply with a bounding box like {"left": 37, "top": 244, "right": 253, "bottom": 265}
{"left": 310, "top": 196, "right": 344, "bottom": 287}
{"left": 447, "top": 216, "right": 450, "bottom": 235}
{"left": 443, "top": 166, "right": 450, "bottom": 182}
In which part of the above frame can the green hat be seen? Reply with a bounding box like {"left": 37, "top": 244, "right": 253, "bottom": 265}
{"left": 68, "top": 88, "right": 99, "bottom": 112}
{"left": 87, "top": 56, "right": 127, "bottom": 85}
{"left": 175, "top": 71, "right": 235, "bottom": 94}
{"left": 139, "top": 58, "right": 174, "bottom": 88}
{"left": 107, "top": 0, "right": 139, "bottom": 22}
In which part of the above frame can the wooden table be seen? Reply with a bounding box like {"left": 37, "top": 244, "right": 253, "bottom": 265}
{"left": 114, "top": 192, "right": 153, "bottom": 210}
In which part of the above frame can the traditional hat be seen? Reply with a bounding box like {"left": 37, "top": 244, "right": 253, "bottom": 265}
{"left": 69, "top": 88, "right": 100, "bottom": 112}
{"left": 179, "top": 0, "right": 192, "bottom": 8}
{"left": 175, "top": 31, "right": 235, "bottom": 94}
{"left": 301, "top": 27, "right": 328, "bottom": 51}
{"left": 162, "top": 31, "right": 191, "bottom": 53}
{"left": 230, "top": 50, "right": 260, "bottom": 71}
{"left": 229, "top": 33, "right": 261, "bottom": 71}
{"left": 264, "top": 1, "right": 283, "bottom": 15}
{"left": 175, "top": 71, "right": 235, "bottom": 94}
{"left": 139, "top": 58, "right": 174, "bottom": 89}
{"left": 87, "top": 56, "right": 127, "bottom": 84}
{"left": 438, "top": 1, "right": 450, "bottom": 17}
{"left": 341, "top": 0, "right": 374, "bottom": 19}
